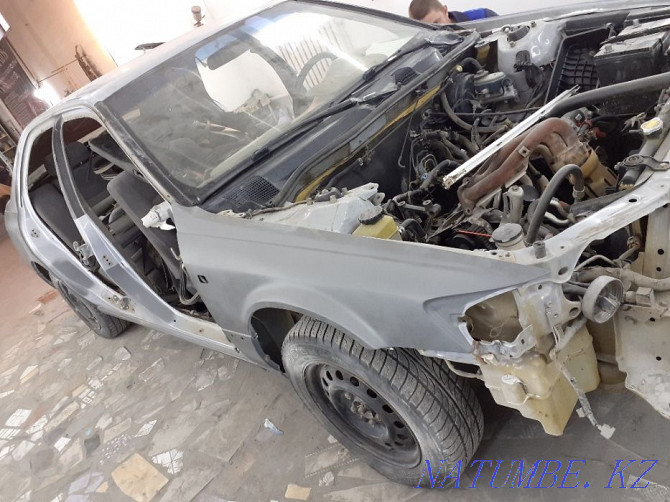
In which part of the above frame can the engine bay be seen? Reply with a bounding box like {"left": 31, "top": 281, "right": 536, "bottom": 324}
{"left": 246, "top": 13, "right": 670, "bottom": 259}
{"left": 234, "top": 9, "right": 670, "bottom": 434}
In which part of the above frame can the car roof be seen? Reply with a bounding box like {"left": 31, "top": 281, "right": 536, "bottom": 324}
{"left": 39, "top": 0, "right": 666, "bottom": 120}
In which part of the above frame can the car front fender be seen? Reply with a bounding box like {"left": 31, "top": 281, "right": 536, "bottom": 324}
{"left": 174, "top": 205, "right": 550, "bottom": 357}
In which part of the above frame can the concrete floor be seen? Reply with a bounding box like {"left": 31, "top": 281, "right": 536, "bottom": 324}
{"left": 1, "top": 217, "right": 669, "bottom": 502}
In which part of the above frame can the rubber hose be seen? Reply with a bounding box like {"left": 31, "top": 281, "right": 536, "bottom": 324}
{"left": 526, "top": 164, "right": 585, "bottom": 244}
{"left": 442, "top": 136, "right": 469, "bottom": 161}
{"left": 454, "top": 133, "right": 480, "bottom": 155}
{"left": 548, "top": 71, "right": 670, "bottom": 118}
{"left": 458, "top": 57, "right": 484, "bottom": 73}
{"left": 420, "top": 160, "right": 458, "bottom": 189}
{"left": 440, "top": 92, "right": 503, "bottom": 133}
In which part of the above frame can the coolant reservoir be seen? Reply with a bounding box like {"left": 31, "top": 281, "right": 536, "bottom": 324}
{"left": 353, "top": 206, "right": 401, "bottom": 240}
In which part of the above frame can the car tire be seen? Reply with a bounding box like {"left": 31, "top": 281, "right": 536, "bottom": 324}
{"left": 55, "top": 280, "right": 130, "bottom": 339}
{"left": 282, "top": 317, "right": 483, "bottom": 487}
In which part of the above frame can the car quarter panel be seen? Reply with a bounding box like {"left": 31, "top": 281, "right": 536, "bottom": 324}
{"left": 173, "top": 205, "right": 549, "bottom": 355}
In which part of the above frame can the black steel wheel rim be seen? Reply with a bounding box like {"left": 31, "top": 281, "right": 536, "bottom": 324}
{"left": 304, "top": 363, "right": 421, "bottom": 467}
{"left": 63, "top": 288, "right": 102, "bottom": 332}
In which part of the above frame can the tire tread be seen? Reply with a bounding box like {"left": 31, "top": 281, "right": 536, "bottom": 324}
{"left": 283, "top": 317, "right": 483, "bottom": 468}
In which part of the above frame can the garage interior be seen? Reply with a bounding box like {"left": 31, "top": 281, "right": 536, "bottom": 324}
{"left": 1, "top": 0, "right": 670, "bottom": 501}
{"left": 2, "top": 223, "right": 670, "bottom": 500}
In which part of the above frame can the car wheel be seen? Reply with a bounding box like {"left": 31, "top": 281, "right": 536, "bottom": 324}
{"left": 282, "top": 317, "right": 483, "bottom": 487}
{"left": 55, "top": 280, "right": 130, "bottom": 339}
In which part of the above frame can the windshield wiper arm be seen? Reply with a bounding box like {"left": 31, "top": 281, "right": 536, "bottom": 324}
{"left": 361, "top": 40, "right": 433, "bottom": 83}
{"left": 359, "top": 33, "right": 461, "bottom": 84}
{"left": 250, "top": 87, "right": 397, "bottom": 162}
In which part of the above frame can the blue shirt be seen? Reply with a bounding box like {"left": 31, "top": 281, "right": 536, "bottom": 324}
{"left": 449, "top": 8, "right": 498, "bottom": 22}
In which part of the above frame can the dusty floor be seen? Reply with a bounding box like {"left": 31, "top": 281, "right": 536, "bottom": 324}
{"left": 1, "top": 219, "right": 670, "bottom": 502}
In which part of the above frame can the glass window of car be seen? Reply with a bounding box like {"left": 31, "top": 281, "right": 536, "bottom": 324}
{"left": 104, "top": 2, "right": 422, "bottom": 196}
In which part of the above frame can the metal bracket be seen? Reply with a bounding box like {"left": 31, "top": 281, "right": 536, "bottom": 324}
{"left": 110, "top": 294, "right": 132, "bottom": 311}
{"left": 475, "top": 325, "right": 537, "bottom": 360}
{"left": 73, "top": 241, "right": 95, "bottom": 268}
{"left": 517, "top": 145, "right": 531, "bottom": 158}
{"left": 618, "top": 154, "right": 670, "bottom": 172}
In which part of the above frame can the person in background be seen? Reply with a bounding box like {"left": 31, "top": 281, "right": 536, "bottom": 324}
{"left": 408, "top": 0, "right": 497, "bottom": 24}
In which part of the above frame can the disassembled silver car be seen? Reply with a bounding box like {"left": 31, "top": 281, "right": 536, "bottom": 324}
{"left": 7, "top": 0, "right": 670, "bottom": 485}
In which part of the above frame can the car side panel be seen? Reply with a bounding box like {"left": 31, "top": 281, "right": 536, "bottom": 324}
{"left": 174, "top": 204, "right": 549, "bottom": 355}
{"left": 8, "top": 110, "right": 261, "bottom": 366}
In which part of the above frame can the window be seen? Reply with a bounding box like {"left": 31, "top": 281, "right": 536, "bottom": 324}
{"left": 104, "top": 3, "right": 422, "bottom": 194}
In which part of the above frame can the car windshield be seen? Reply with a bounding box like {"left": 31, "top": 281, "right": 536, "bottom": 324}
{"left": 104, "top": 2, "right": 422, "bottom": 193}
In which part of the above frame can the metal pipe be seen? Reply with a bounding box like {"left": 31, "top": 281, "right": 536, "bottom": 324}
{"left": 481, "top": 124, "right": 510, "bottom": 147}
{"left": 445, "top": 359, "right": 483, "bottom": 380}
{"left": 442, "top": 89, "right": 577, "bottom": 190}
{"left": 544, "top": 212, "right": 570, "bottom": 227}
{"left": 550, "top": 199, "right": 570, "bottom": 218}
{"left": 577, "top": 267, "right": 670, "bottom": 291}
{"left": 574, "top": 254, "right": 617, "bottom": 271}
{"left": 458, "top": 118, "right": 588, "bottom": 210}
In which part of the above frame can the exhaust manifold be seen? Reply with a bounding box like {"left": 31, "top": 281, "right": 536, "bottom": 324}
{"left": 456, "top": 118, "right": 592, "bottom": 211}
